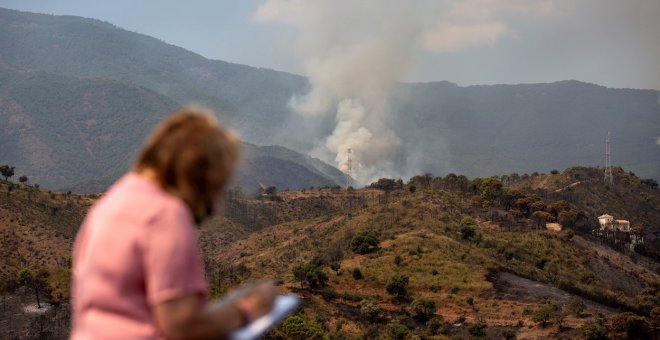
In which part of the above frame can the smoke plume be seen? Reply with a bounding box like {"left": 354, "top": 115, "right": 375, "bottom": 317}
{"left": 254, "top": 0, "right": 554, "bottom": 184}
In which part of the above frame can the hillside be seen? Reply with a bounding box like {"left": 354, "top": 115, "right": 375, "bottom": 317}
{"left": 0, "top": 7, "right": 307, "bottom": 144}
{"left": 0, "top": 66, "right": 342, "bottom": 192}
{"left": 1, "top": 7, "right": 658, "bottom": 185}
{"left": 1, "top": 166, "right": 658, "bottom": 339}
{"left": 0, "top": 66, "right": 178, "bottom": 191}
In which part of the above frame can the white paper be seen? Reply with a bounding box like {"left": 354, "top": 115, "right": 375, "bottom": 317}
{"left": 229, "top": 294, "right": 300, "bottom": 340}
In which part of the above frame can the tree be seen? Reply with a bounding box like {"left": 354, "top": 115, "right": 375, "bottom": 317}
{"left": 532, "top": 211, "right": 553, "bottom": 228}
{"left": 350, "top": 230, "right": 380, "bottom": 254}
{"left": 0, "top": 165, "right": 15, "bottom": 182}
{"left": 18, "top": 268, "right": 48, "bottom": 309}
{"left": 567, "top": 296, "right": 586, "bottom": 316}
{"left": 369, "top": 178, "right": 400, "bottom": 192}
{"left": 386, "top": 274, "right": 409, "bottom": 298}
{"left": 19, "top": 175, "right": 28, "bottom": 184}
{"left": 292, "top": 265, "right": 307, "bottom": 289}
{"left": 533, "top": 301, "right": 559, "bottom": 327}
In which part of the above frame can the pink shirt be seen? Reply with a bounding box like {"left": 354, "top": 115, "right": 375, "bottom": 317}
{"left": 71, "top": 173, "right": 207, "bottom": 340}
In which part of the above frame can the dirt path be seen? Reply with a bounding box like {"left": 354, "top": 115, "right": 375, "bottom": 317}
{"left": 553, "top": 181, "right": 582, "bottom": 193}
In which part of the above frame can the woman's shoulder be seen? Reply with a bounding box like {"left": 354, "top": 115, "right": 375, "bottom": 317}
{"left": 89, "top": 173, "right": 192, "bottom": 226}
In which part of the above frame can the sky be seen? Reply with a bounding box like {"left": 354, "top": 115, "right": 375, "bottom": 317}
{"left": 0, "top": 0, "right": 659, "bottom": 90}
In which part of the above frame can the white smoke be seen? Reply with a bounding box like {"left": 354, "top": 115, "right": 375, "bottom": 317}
{"left": 254, "top": 0, "right": 555, "bottom": 184}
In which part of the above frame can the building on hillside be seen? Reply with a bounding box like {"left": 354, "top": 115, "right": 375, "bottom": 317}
{"left": 545, "top": 223, "right": 562, "bottom": 232}
{"left": 596, "top": 213, "right": 643, "bottom": 250}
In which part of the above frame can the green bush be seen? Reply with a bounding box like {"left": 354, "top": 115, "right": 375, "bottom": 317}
{"left": 533, "top": 301, "right": 559, "bottom": 327}
{"left": 386, "top": 274, "right": 409, "bottom": 298}
{"left": 610, "top": 312, "right": 652, "bottom": 338}
{"left": 359, "top": 300, "right": 382, "bottom": 322}
{"left": 460, "top": 216, "right": 475, "bottom": 227}
{"left": 278, "top": 315, "right": 325, "bottom": 339}
{"left": 388, "top": 323, "right": 409, "bottom": 340}
{"left": 468, "top": 322, "right": 487, "bottom": 337}
{"left": 360, "top": 325, "right": 380, "bottom": 339}
{"left": 580, "top": 320, "right": 608, "bottom": 340}
{"left": 350, "top": 230, "right": 380, "bottom": 254}
{"left": 411, "top": 298, "right": 436, "bottom": 321}
{"left": 426, "top": 316, "right": 445, "bottom": 335}
{"left": 501, "top": 328, "right": 517, "bottom": 340}
{"left": 567, "top": 296, "right": 586, "bottom": 316}
{"left": 321, "top": 287, "right": 339, "bottom": 301}
{"left": 460, "top": 225, "right": 476, "bottom": 239}
{"left": 352, "top": 268, "right": 363, "bottom": 280}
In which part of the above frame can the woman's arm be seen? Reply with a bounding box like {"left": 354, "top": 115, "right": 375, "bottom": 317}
{"left": 152, "top": 282, "right": 276, "bottom": 340}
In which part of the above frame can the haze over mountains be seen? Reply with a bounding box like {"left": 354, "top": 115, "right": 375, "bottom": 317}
{"left": 0, "top": 7, "right": 658, "bottom": 192}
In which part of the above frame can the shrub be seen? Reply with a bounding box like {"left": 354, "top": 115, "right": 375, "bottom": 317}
{"left": 567, "top": 296, "right": 586, "bottom": 316}
{"left": 550, "top": 169, "right": 559, "bottom": 175}
{"left": 411, "top": 298, "right": 436, "bottom": 321}
{"left": 360, "top": 325, "right": 380, "bottom": 339}
{"left": 468, "top": 322, "right": 487, "bottom": 337}
{"left": 352, "top": 268, "right": 363, "bottom": 280}
{"left": 278, "top": 315, "right": 325, "bottom": 339}
{"left": 534, "top": 258, "right": 548, "bottom": 269}
{"left": 579, "top": 271, "right": 595, "bottom": 284}
{"left": 501, "top": 328, "right": 516, "bottom": 340}
{"left": 581, "top": 320, "right": 608, "bottom": 340}
{"left": 460, "top": 216, "right": 475, "bottom": 227}
{"left": 350, "top": 230, "right": 380, "bottom": 254}
{"left": 533, "top": 302, "right": 559, "bottom": 327}
{"left": 388, "top": 323, "right": 409, "bottom": 340}
{"left": 359, "top": 300, "right": 382, "bottom": 322}
{"left": 394, "top": 255, "right": 403, "bottom": 266}
{"left": 306, "top": 269, "right": 328, "bottom": 289}
{"left": 321, "top": 287, "right": 339, "bottom": 301}
{"left": 386, "top": 274, "right": 409, "bottom": 298}
{"left": 460, "top": 225, "right": 476, "bottom": 239}
{"left": 426, "top": 316, "right": 445, "bottom": 335}
{"left": 466, "top": 296, "right": 474, "bottom": 306}
{"left": 330, "top": 262, "right": 341, "bottom": 274}
{"left": 610, "top": 312, "right": 652, "bottom": 338}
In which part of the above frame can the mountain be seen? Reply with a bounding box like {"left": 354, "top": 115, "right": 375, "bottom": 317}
{"left": 394, "top": 80, "right": 660, "bottom": 181}
{"left": 0, "top": 7, "right": 658, "bottom": 185}
{"left": 0, "top": 7, "right": 307, "bottom": 144}
{"left": 0, "top": 66, "right": 341, "bottom": 192}
{"left": 0, "top": 65, "right": 178, "bottom": 190}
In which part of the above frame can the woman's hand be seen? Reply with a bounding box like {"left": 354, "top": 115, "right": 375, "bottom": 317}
{"left": 152, "top": 281, "right": 277, "bottom": 339}
{"left": 230, "top": 281, "right": 277, "bottom": 324}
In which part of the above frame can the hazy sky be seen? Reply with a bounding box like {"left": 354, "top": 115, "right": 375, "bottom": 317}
{"left": 1, "top": 0, "right": 659, "bottom": 90}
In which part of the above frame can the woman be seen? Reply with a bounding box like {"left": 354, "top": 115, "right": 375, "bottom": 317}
{"left": 71, "top": 107, "right": 276, "bottom": 339}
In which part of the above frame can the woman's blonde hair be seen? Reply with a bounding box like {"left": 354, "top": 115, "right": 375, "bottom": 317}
{"left": 134, "top": 106, "right": 241, "bottom": 223}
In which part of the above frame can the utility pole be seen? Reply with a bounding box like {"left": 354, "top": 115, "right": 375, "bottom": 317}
{"left": 604, "top": 131, "right": 613, "bottom": 185}
{"left": 346, "top": 148, "right": 353, "bottom": 188}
